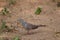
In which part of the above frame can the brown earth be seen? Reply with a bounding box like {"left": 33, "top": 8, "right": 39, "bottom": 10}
{"left": 0, "top": 0, "right": 60, "bottom": 40}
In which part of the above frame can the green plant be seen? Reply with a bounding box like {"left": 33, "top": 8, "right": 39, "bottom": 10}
{"left": 13, "top": 36, "right": 20, "bottom": 40}
{"left": 1, "top": 20, "right": 6, "bottom": 29}
{"left": 55, "top": 32, "right": 60, "bottom": 37}
{"left": 57, "top": 2, "right": 60, "bottom": 7}
{"left": 55, "top": 32, "right": 60, "bottom": 34}
{"left": 0, "top": 20, "right": 7, "bottom": 33}
{"left": 0, "top": 7, "right": 9, "bottom": 15}
{"left": 0, "top": 20, "right": 11, "bottom": 32}
{"left": 9, "top": 0, "right": 16, "bottom": 6}
{"left": 0, "top": 7, "right": 11, "bottom": 17}
{"left": 35, "top": 7, "right": 42, "bottom": 15}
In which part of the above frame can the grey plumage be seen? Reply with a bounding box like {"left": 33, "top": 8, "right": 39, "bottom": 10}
{"left": 17, "top": 18, "right": 46, "bottom": 31}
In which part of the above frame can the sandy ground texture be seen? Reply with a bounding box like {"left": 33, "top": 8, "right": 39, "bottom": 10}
{"left": 0, "top": 0, "right": 60, "bottom": 40}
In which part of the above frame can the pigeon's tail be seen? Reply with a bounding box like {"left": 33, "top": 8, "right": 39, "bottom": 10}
{"left": 32, "top": 25, "right": 46, "bottom": 29}
{"left": 38, "top": 25, "right": 46, "bottom": 27}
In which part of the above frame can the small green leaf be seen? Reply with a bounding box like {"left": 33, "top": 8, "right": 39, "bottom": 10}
{"left": 35, "top": 7, "right": 42, "bottom": 15}
{"left": 13, "top": 36, "right": 20, "bottom": 40}
{"left": 1, "top": 20, "right": 6, "bottom": 29}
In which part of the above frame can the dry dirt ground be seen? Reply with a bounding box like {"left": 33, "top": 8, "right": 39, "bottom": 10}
{"left": 0, "top": 0, "right": 60, "bottom": 40}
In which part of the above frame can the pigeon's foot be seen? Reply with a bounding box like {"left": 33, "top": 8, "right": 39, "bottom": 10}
{"left": 27, "top": 30, "right": 30, "bottom": 34}
{"left": 26, "top": 30, "right": 34, "bottom": 35}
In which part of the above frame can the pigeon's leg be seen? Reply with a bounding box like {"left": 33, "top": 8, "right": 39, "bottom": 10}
{"left": 27, "top": 30, "right": 30, "bottom": 34}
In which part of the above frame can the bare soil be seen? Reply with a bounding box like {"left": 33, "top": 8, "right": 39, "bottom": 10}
{"left": 0, "top": 0, "right": 60, "bottom": 40}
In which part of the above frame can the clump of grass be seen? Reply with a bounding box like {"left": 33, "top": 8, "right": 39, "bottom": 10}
{"left": 0, "top": 20, "right": 13, "bottom": 32}
{"left": 1, "top": 20, "right": 6, "bottom": 29}
{"left": 55, "top": 32, "right": 60, "bottom": 34}
{"left": 35, "top": 7, "right": 42, "bottom": 15}
{"left": 0, "top": 20, "right": 8, "bottom": 32}
{"left": 0, "top": 7, "right": 9, "bottom": 15}
{"left": 13, "top": 36, "right": 21, "bottom": 40}
{"left": 8, "top": 0, "right": 16, "bottom": 6}
{"left": 0, "top": 7, "right": 11, "bottom": 17}
{"left": 0, "top": 20, "right": 7, "bottom": 34}
{"left": 55, "top": 32, "right": 60, "bottom": 37}
{"left": 57, "top": 2, "right": 60, "bottom": 7}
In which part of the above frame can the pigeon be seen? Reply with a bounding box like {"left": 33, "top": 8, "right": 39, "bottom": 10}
{"left": 17, "top": 18, "right": 46, "bottom": 34}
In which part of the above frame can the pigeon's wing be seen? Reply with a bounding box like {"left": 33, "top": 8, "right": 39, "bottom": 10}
{"left": 24, "top": 23, "right": 39, "bottom": 30}
{"left": 24, "top": 22, "right": 47, "bottom": 30}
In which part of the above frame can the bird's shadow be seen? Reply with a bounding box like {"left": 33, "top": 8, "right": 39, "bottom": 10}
{"left": 22, "top": 30, "right": 41, "bottom": 35}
